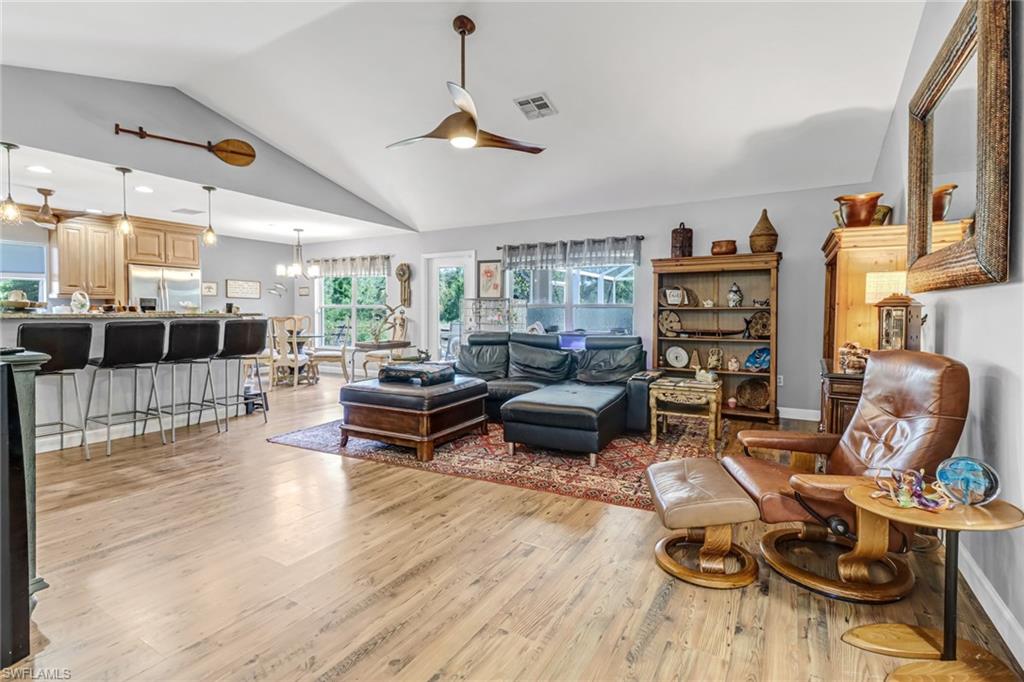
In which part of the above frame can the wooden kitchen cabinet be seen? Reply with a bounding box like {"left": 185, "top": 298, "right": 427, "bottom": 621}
{"left": 165, "top": 230, "right": 200, "bottom": 267}
{"left": 126, "top": 225, "right": 166, "bottom": 264}
{"left": 56, "top": 218, "right": 117, "bottom": 298}
{"left": 126, "top": 220, "right": 200, "bottom": 268}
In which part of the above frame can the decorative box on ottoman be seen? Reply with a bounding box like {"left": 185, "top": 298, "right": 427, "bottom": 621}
{"left": 338, "top": 375, "right": 487, "bottom": 461}
{"left": 379, "top": 362, "right": 455, "bottom": 386}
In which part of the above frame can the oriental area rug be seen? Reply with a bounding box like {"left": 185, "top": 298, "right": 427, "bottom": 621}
{"left": 268, "top": 418, "right": 727, "bottom": 511}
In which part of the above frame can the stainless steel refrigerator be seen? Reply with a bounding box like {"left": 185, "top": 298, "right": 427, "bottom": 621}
{"left": 128, "top": 264, "right": 203, "bottom": 312}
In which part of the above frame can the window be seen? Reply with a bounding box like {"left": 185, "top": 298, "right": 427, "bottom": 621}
{"left": 509, "top": 264, "right": 634, "bottom": 333}
{"left": 0, "top": 241, "right": 47, "bottom": 302}
{"left": 317, "top": 275, "right": 388, "bottom": 346}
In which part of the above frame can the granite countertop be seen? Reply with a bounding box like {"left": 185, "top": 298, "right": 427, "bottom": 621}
{"left": 0, "top": 312, "right": 263, "bottom": 320}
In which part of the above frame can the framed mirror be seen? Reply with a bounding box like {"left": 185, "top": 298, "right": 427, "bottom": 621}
{"left": 906, "top": 0, "right": 1011, "bottom": 292}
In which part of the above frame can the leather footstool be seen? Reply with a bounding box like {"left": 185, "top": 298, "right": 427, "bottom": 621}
{"left": 500, "top": 383, "right": 627, "bottom": 466}
{"left": 339, "top": 376, "right": 487, "bottom": 461}
{"left": 645, "top": 459, "right": 760, "bottom": 588}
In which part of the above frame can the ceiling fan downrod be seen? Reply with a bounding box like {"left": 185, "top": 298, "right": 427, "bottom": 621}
{"left": 453, "top": 15, "right": 475, "bottom": 89}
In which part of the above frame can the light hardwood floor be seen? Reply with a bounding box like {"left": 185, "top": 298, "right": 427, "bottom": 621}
{"left": 7, "top": 376, "right": 1021, "bottom": 680}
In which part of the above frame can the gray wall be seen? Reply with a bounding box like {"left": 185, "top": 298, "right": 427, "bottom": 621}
{"left": 871, "top": 0, "right": 1024, "bottom": 662}
{"left": 0, "top": 65, "right": 409, "bottom": 231}
{"left": 200, "top": 235, "right": 294, "bottom": 317}
{"left": 296, "top": 181, "right": 874, "bottom": 414}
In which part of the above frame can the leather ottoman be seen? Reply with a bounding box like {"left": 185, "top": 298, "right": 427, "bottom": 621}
{"left": 500, "top": 383, "right": 627, "bottom": 466}
{"left": 339, "top": 376, "right": 487, "bottom": 461}
{"left": 645, "top": 459, "right": 760, "bottom": 588}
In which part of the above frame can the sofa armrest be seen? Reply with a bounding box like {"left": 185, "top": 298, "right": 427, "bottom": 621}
{"left": 625, "top": 371, "right": 662, "bottom": 432}
{"left": 737, "top": 430, "right": 841, "bottom": 455}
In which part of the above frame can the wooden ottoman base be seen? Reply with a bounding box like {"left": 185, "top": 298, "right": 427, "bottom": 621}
{"left": 655, "top": 525, "right": 758, "bottom": 589}
{"left": 339, "top": 394, "right": 487, "bottom": 462}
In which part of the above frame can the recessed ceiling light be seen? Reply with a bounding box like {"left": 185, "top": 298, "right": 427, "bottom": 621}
{"left": 26, "top": 165, "right": 52, "bottom": 174}
{"left": 134, "top": 186, "right": 154, "bottom": 194}
{"left": 85, "top": 208, "right": 104, "bottom": 214}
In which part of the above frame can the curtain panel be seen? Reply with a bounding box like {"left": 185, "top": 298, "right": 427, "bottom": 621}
{"left": 500, "top": 235, "right": 642, "bottom": 270}
{"left": 308, "top": 255, "right": 391, "bottom": 278}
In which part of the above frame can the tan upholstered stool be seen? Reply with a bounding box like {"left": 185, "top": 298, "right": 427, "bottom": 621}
{"left": 645, "top": 459, "right": 760, "bottom": 589}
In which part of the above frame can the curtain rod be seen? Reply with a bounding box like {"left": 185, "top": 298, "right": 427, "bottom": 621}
{"left": 495, "top": 235, "right": 644, "bottom": 250}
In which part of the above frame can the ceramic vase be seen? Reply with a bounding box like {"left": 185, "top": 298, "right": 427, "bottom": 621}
{"left": 835, "top": 192, "right": 884, "bottom": 228}
{"left": 711, "top": 240, "right": 737, "bottom": 256}
{"left": 748, "top": 209, "right": 779, "bottom": 253}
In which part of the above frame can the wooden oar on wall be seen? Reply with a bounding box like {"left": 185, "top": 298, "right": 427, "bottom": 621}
{"left": 114, "top": 124, "right": 256, "bottom": 167}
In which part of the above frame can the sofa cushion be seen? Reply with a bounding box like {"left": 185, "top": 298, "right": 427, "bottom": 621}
{"left": 575, "top": 344, "right": 645, "bottom": 384}
{"left": 501, "top": 383, "right": 626, "bottom": 431}
{"left": 508, "top": 342, "right": 573, "bottom": 382}
{"left": 509, "top": 332, "right": 561, "bottom": 349}
{"left": 486, "top": 377, "right": 549, "bottom": 403}
{"left": 456, "top": 343, "right": 508, "bottom": 380}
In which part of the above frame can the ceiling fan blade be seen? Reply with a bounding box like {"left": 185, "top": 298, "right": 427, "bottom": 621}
{"left": 446, "top": 81, "right": 478, "bottom": 120}
{"left": 476, "top": 129, "right": 545, "bottom": 154}
{"left": 387, "top": 112, "right": 477, "bottom": 149}
{"left": 386, "top": 135, "right": 434, "bottom": 148}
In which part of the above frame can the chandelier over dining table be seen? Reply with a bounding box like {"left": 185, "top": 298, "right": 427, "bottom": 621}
{"left": 276, "top": 228, "right": 320, "bottom": 279}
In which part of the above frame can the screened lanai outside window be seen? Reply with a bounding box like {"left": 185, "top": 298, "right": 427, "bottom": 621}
{"left": 318, "top": 275, "right": 388, "bottom": 346}
{"left": 0, "top": 241, "right": 47, "bottom": 302}
{"left": 509, "top": 265, "right": 634, "bottom": 333}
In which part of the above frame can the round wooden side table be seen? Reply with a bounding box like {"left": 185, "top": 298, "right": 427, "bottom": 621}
{"left": 841, "top": 484, "right": 1024, "bottom": 681}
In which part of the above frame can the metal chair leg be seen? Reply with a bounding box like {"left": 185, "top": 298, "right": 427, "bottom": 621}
{"left": 133, "top": 367, "right": 139, "bottom": 437}
{"left": 84, "top": 366, "right": 97, "bottom": 428}
{"left": 105, "top": 368, "right": 113, "bottom": 456}
{"left": 254, "top": 359, "right": 268, "bottom": 422}
{"left": 223, "top": 360, "right": 230, "bottom": 432}
{"left": 187, "top": 363, "right": 194, "bottom": 427}
{"left": 170, "top": 363, "right": 177, "bottom": 443}
{"left": 71, "top": 371, "right": 90, "bottom": 461}
{"left": 202, "top": 361, "right": 222, "bottom": 433}
{"left": 58, "top": 373, "right": 65, "bottom": 451}
{"left": 143, "top": 365, "right": 157, "bottom": 436}
{"left": 150, "top": 366, "right": 166, "bottom": 445}
{"left": 236, "top": 359, "right": 243, "bottom": 417}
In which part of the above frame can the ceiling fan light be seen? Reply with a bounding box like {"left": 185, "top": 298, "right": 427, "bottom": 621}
{"left": 1, "top": 195, "right": 22, "bottom": 224}
{"left": 450, "top": 135, "right": 477, "bottom": 149}
{"left": 116, "top": 213, "right": 134, "bottom": 236}
{"left": 307, "top": 263, "right": 321, "bottom": 278}
{"left": 276, "top": 264, "right": 288, "bottom": 277}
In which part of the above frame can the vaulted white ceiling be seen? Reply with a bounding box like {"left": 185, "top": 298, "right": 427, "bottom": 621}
{"left": 1, "top": 1, "right": 925, "bottom": 234}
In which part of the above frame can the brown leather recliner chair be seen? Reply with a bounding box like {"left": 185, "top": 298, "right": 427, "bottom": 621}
{"left": 722, "top": 350, "right": 969, "bottom": 603}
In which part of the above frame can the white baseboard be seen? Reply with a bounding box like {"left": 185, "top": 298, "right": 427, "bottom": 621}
{"left": 778, "top": 407, "right": 820, "bottom": 422}
{"left": 959, "top": 546, "right": 1024, "bottom": 668}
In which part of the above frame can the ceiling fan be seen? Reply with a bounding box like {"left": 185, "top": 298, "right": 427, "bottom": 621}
{"left": 387, "top": 15, "right": 544, "bottom": 155}
{"left": 28, "top": 188, "right": 87, "bottom": 229}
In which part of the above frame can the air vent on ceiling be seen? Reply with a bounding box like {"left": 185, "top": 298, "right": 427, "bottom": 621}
{"left": 171, "top": 207, "right": 204, "bottom": 215}
{"left": 514, "top": 93, "right": 557, "bottom": 120}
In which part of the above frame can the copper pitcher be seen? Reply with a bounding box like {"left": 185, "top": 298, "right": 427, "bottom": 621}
{"left": 834, "top": 192, "right": 884, "bottom": 228}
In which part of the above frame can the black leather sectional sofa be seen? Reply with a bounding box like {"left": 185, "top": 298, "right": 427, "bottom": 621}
{"left": 455, "top": 332, "right": 656, "bottom": 464}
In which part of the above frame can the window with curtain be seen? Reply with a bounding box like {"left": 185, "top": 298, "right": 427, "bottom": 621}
{"left": 317, "top": 275, "right": 387, "bottom": 346}
{"left": 508, "top": 264, "right": 635, "bottom": 333}
{"left": 0, "top": 241, "right": 47, "bottom": 302}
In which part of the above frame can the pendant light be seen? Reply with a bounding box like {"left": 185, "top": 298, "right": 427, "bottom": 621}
{"left": 0, "top": 142, "right": 22, "bottom": 224}
{"left": 276, "top": 228, "right": 320, "bottom": 279}
{"left": 201, "top": 185, "right": 218, "bottom": 245}
{"left": 114, "top": 167, "right": 134, "bottom": 235}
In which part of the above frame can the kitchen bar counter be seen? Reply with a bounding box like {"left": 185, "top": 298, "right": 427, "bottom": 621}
{"left": 0, "top": 312, "right": 261, "bottom": 320}
{"left": 1, "top": 313, "right": 270, "bottom": 454}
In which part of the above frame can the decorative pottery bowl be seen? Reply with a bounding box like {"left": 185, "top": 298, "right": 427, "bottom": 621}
{"left": 743, "top": 347, "right": 771, "bottom": 372}
{"left": 711, "top": 240, "right": 737, "bottom": 256}
{"left": 936, "top": 457, "right": 1000, "bottom": 506}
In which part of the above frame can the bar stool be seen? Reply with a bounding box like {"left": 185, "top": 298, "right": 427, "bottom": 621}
{"left": 145, "top": 319, "right": 222, "bottom": 443}
{"left": 84, "top": 321, "right": 167, "bottom": 456}
{"left": 17, "top": 323, "right": 93, "bottom": 460}
{"left": 210, "top": 319, "right": 270, "bottom": 430}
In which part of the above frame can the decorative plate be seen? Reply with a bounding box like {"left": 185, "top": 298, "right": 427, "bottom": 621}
{"left": 665, "top": 346, "right": 689, "bottom": 368}
{"left": 737, "top": 378, "right": 770, "bottom": 410}
{"left": 744, "top": 311, "right": 772, "bottom": 339}
{"left": 936, "top": 457, "right": 1000, "bottom": 506}
{"left": 658, "top": 310, "right": 682, "bottom": 336}
{"left": 743, "top": 347, "right": 771, "bottom": 372}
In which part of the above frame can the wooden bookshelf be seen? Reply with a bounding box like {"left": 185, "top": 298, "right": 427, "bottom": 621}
{"left": 651, "top": 253, "right": 781, "bottom": 423}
